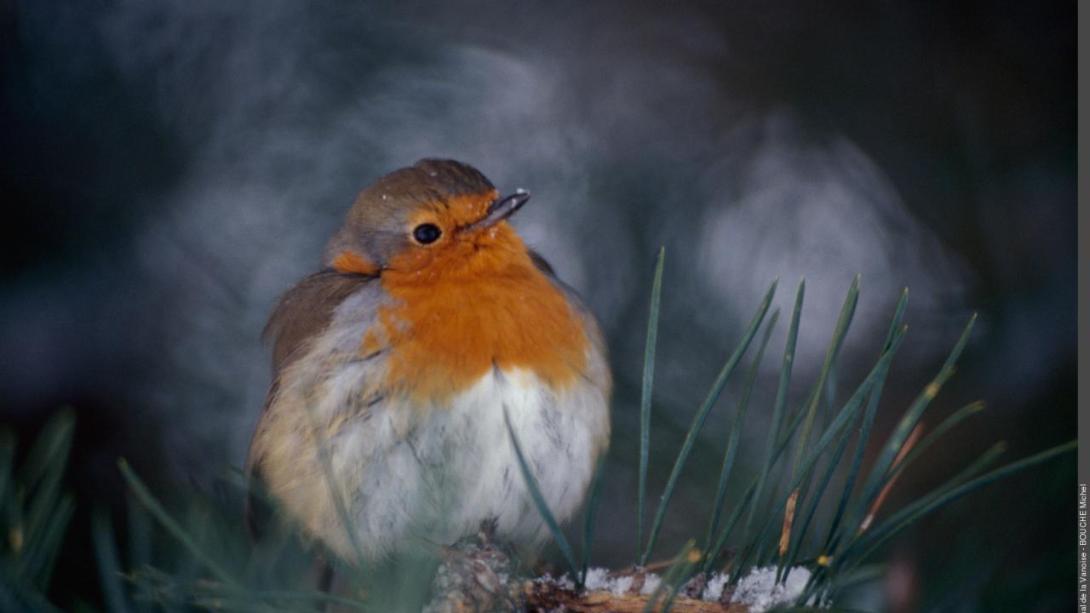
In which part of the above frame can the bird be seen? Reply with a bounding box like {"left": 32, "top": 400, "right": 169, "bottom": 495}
{"left": 246, "top": 159, "right": 611, "bottom": 565}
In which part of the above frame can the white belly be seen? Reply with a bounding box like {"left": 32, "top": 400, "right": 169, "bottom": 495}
{"left": 325, "top": 367, "right": 606, "bottom": 559}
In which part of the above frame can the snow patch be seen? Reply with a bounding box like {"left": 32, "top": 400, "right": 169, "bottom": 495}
{"left": 704, "top": 572, "right": 730, "bottom": 601}
{"left": 639, "top": 573, "right": 662, "bottom": 595}
{"left": 581, "top": 567, "right": 635, "bottom": 596}
{"left": 729, "top": 566, "right": 812, "bottom": 612}
{"left": 538, "top": 572, "right": 576, "bottom": 591}
{"left": 581, "top": 567, "right": 609, "bottom": 590}
{"left": 609, "top": 574, "right": 635, "bottom": 596}
{"left": 540, "top": 565, "right": 817, "bottom": 610}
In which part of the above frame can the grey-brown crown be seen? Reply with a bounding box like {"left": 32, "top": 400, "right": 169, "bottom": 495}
{"left": 324, "top": 159, "right": 497, "bottom": 269}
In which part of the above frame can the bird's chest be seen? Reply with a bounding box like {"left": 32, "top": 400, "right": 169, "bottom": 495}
{"left": 369, "top": 270, "right": 591, "bottom": 404}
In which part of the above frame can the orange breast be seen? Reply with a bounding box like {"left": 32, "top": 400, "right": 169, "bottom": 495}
{"left": 368, "top": 226, "right": 589, "bottom": 405}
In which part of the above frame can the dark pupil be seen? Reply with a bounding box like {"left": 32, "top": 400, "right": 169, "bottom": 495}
{"left": 413, "top": 223, "right": 442, "bottom": 244}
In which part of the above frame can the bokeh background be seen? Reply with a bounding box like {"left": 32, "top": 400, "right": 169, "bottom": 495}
{"left": 0, "top": 1, "right": 1074, "bottom": 611}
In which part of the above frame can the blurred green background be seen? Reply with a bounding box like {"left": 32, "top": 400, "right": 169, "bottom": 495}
{"left": 0, "top": 1, "right": 1074, "bottom": 611}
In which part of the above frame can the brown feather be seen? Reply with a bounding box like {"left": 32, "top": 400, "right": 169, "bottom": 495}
{"left": 246, "top": 268, "right": 374, "bottom": 538}
{"left": 263, "top": 269, "right": 376, "bottom": 373}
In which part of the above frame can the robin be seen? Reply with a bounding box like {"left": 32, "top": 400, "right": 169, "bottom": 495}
{"left": 246, "top": 159, "right": 611, "bottom": 564}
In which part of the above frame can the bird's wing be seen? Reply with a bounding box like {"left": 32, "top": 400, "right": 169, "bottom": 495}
{"left": 245, "top": 269, "right": 377, "bottom": 539}
{"left": 263, "top": 269, "right": 378, "bottom": 373}
{"left": 527, "top": 248, "right": 556, "bottom": 277}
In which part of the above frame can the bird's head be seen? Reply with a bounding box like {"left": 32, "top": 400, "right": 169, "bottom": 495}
{"left": 325, "top": 159, "right": 532, "bottom": 281}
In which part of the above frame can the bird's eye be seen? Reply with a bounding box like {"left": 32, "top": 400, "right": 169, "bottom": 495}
{"left": 412, "top": 223, "right": 442, "bottom": 245}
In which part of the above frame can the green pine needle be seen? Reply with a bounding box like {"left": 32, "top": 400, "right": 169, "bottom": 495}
{"left": 821, "top": 288, "right": 908, "bottom": 555}
{"left": 91, "top": 508, "right": 131, "bottom": 613}
{"left": 836, "top": 440, "right": 1074, "bottom": 579}
{"left": 118, "top": 460, "right": 239, "bottom": 588}
{"left": 581, "top": 455, "right": 607, "bottom": 586}
{"left": 846, "top": 314, "right": 977, "bottom": 550}
{"left": 642, "top": 540, "right": 699, "bottom": 613}
{"left": 728, "top": 321, "right": 907, "bottom": 585}
{"left": 789, "top": 276, "right": 860, "bottom": 486}
{"left": 705, "top": 309, "right": 780, "bottom": 550}
{"left": 502, "top": 408, "right": 581, "bottom": 581}
{"left": 640, "top": 279, "right": 777, "bottom": 565}
{"left": 747, "top": 279, "right": 805, "bottom": 543}
{"left": 637, "top": 246, "right": 665, "bottom": 560}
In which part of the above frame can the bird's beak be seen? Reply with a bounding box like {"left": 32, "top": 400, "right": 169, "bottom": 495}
{"left": 468, "top": 190, "right": 530, "bottom": 231}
